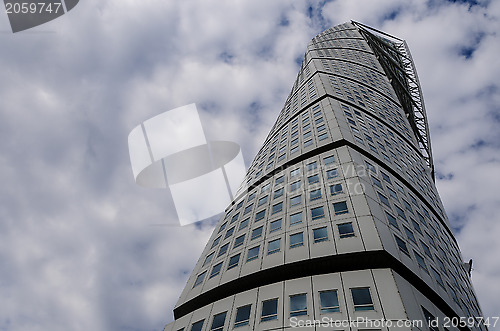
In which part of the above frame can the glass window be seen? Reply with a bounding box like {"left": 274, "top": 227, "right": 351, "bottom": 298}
{"left": 290, "top": 168, "right": 301, "bottom": 177}
{"left": 210, "top": 262, "right": 223, "bottom": 278}
{"left": 275, "top": 176, "right": 284, "bottom": 184}
{"left": 396, "top": 205, "right": 406, "bottom": 220}
{"left": 258, "top": 196, "right": 268, "bottom": 206}
{"left": 313, "top": 227, "right": 328, "bottom": 243}
{"left": 330, "top": 183, "right": 343, "bottom": 195}
{"left": 290, "top": 232, "right": 304, "bottom": 248}
{"left": 224, "top": 227, "right": 235, "bottom": 239}
{"left": 307, "top": 161, "right": 317, "bottom": 171}
{"left": 310, "top": 188, "right": 322, "bottom": 200}
{"left": 411, "top": 219, "right": 422, "bottom": 234}
{"left": 268, "top": 238, "right": 281, "bottom": 255}
{"left": 323, "top": 155, "right": 335, "bottom": 165}
{"left": 247, "top": 246, "right": 260, "bottom": 262}
{"left": 386, "top": 212, "right": 399, "bottom": 229}
{"left": 372, "top": 176, "right": 383, "bottom": 189}
{"left": 227, "top": 254, "right": 241, "bottom": 270}
{"left": 270, "top": 219, "right": 282, "bottom": 232}
{"left": 190, "top": 319, "right": 204, "bottom": 331}
{"left": 193, "top": 271, "right": 206, "bottom": 287}
{"left": 211, "top": 312, "right": 226, "bottom": 331}
{"left": 320, "top": 290, "right": 340, "bottom": 313}
{"left": 414, "top": 250, "right": 428, "bottom": 272}
{"left": 236, "top": 201, "right": 244, "bottom": 210}
{"left": 218, "top": 243, "right": 229, "bottom": 257}
{"left": 365, "top": 161, "right": 376, "bottom": 173}
{"left": 338, "top": 223, "right": 355, "bottom": 238}
{"left": 211, "top": 236, "right": 221, "bottom": 249}
{"left": 290, "top": 294, "right": 307, "bottom": 317}
{"left": 404, "top": 226, "right": 416, "bottom": 243}
{"left": 395, "top": 235, "right": 410, "bottom": 255}
{"left": 422, "top": 307, "right": 439, "bottom": 331}
{"left": 290, "top": 180, "right": 301, "bottom": 192}
{"left": 378, "top": 192, "right": 390, "bottom": 207}
{"left": 431, "top": 267, "right": 445, "bottom": 288}
{"left": 239, "top": 218, "right": 249, "bottom": 231}
{"left": 261, "top": 299, "right": 278, "bottom": 322}
{"left": 218, "top": 222, "right": 227, "bottom": 234}
{"left": 351, "top": 288, "right": 374, "bottom": 311}
{"left": 420, "top": 240, "right": 432, "bottom": 258}
{"left": 333, "top": 201, "right": 348, "bottom": 215}
{"left": 304, "top": 139, "right": 313, "bottom": 147}
{"left": 234, "top": 234, "right": 245, "bottom": 248}
{"left": 230, "top": 213, "right": 240, "bottom": 224}
{"left": 308, "top": 175, "right": 319, "bottom": 184}
{"left": 261, "top": 183, "right": 270, "bottom": 193}
{"left": 247, "top": 192, "right": 256, "bottom": 200}
{"left": 381, "top": 171, "right": 391, "bottom": 184}
{"left": 318, "top": 133, "right": 328, "bottom": 140}
{"left": 251, "top": 226, "right": 263, "bottom": 240}
{"left": 274, "top": 187, "right": 284, "bottom": 199}
{"left": 203, "top": 252, "right": 214, "bottom": 267}
{"left": 243, "top": 204, "right": 253, "bottom": 215}
{"left": 327, "top": 168, "right": 338, "bottom": 179}
{"left": 255, "top": 210, "right": 266, "bottom": 222}
{"left": 272, "top": 202, "right": 283, "bottom": 214}
{"left": 290, "top": 212, "right": 302, "bottom": 226}
{"left": 234, "top": 305, "right": 251, "bottom": 328}
{"left": 290, "top": 195, "right": 302, "bottom": 207}
{"left": 311, "top": 206, "right": 325, "bottom": 220}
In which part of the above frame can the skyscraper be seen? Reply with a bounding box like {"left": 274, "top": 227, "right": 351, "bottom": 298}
{"left": 163, "top": 21, "right": 485, "bottom": 331}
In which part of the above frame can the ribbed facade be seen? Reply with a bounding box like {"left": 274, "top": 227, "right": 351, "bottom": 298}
{"left": 163, "top": 21, "right": 484, "bottom": 331}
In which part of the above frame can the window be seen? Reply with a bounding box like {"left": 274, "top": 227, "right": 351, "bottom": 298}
{"left": 193, "top": 271, "right": 206, "bottom": 287}
{"left": 236, "top": 201, "right": 244, "bottom": 210}
{"left": 395, "top": 235, "right": 410, "bottom": 256}
{"left": 247, "top": 192, "right": 256, "bottom": 200}
{"left": 351, "top": 288, "right": 374, "bottom": 311}
{"left": 414, "top": 250, "right": 428, "bottom": 272}
{"left": 307, "top": 161, "right": 317, "bottom": 171}
{"left": 218, "top": 243, "right": 229, "bottom": 257}
{"left": 290, "top": 181, "right": 301, "bottom": 192}
{"left": 247, "top": 246, "right": 260, "bottom": 262}
{"left": 290, "top": 294, "right": 307, "bottom": 317}
{"left": 230, "top": 213, "right": 240, "bottom": 224}
{"left": 319, "top": 133, "right": 328, "bottom": 140}
{"left": 239, "top": 218, "right": 249, "bottom": 231}
{"left": 255, "top": 210, "right": 266, "bottom": 222}
{"left": 224, "top": 227, "right": 235, "bottom": 239}
{"left": 275, "top": 176, "right": 284, "bottom": 184}
{"left": 273, "top": 187, "right": 284, "bottom": 199}
{"left": 218, "top": 222, "right": 227, "bottom": 234}
{"left": 365, "top": 161, "right": 376, "bottom": 173}
{"left": 386, "top": 212, "right": 399, "bottom": 229}
{"left": 308, "top": 174, "right": 319, "bottom": 184}
{"left": 320, "top": 290, "right": 340, "bottom": 313}
{"left": 327, "top": 168, "right": 339, "bottom": 179}
{"left": 381, "top": 171, "right": 391, "bottom": 184}
{"left": 310, "top": 188, "right": 322, "bottom": 200}
{"left": 290, "top": 232, "right": 304, "bottom": 248}
{"left": 251, "top": 226, "right": 263, "bottom": 240}
{"left": 210, "top": 262, "right": 223, "bottom": 278}
{"left": 431, "top": 267, "right": 445, "bottom": 288}
{"left": 272, "top": 202, "right": 283, "bottom": 214}
{"left": 422, "top": 307, "right": 439, "bottom": 331}
{"left": 323, "top": 155, "right": 335, "bottom": 165}
{"left": 290, "top": 195, "right": 302, "bottom": 207}
{"left": 378, "top": 192, "right": 390, "bottom": 207}
{"left": 333, "top": 201, "right": 348, "bottom": 215}
{"left": 268, "top": 238, "right": 281, "bottom": 254}
{"left": 290, "top": 212, "right": 302, "bottom": 226}
{"left": 404, "top": 226, "right": 416, "bottom": 243}
{"left": 211, "top": 236, "right": 221, "bottom": 249}
{"left": 411, "top": 219, "right": 422, "bottom": 234}
{"left": 244, "top": 204, "right": 253, "bottom": 215}
{"left": 313, "top": 227, "right": 328, "bottom": 243}
{"left": 258, "top": 196, "right": 268, "bottom": 206}
{"left": 311, "top": 206, "right": 325, "bottom": 220}
{"left": 330, "top": 183, "right": 343, "bottom": 195}
{"left": 261, "top": 299, "right": 278, "bottom": 322}
{"left": 290, "top": 168, "right": 301, "bottom": 177}
{"left": 234, "top": 234, "right": 245, "bottom": 248}
{"left": 420, "top": 240, "right": 432, "bottom": 258}
{"left": 203, "top": 252, "right": 214, "bottom": 267}
{"left": 338, "top": 223, "right": 355, "bottom": 238}
{"left": 261, "top": 183, "right": 270, "bottom": 193}
{"left": 234, "top": 305, "right": 251, "bottom": 328}
{"left": 227, "top": 254, "right": 240, "bottom": 270}
{"left": 372, "top": 176, "right": 383, "bottom": 189}
{"left": 190, "top": 319, "right": 204, "bottom": 331}
{"left": 396, "top": 205, "right": 406, "bottom": 221}
{"left": 211, "top": 312, "right": 226, "bottom": 331}
{"left": 304, "top": 139, "right": 313, "bottom": 147}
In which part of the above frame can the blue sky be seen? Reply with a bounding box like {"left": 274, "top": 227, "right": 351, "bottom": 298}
{"left": 0, "top": 0, "right": 499, "bottom": 330}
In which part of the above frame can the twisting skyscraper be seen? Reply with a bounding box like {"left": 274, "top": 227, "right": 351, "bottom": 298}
{"left": 163, "top": 21, "right": 485, "bottom": 331}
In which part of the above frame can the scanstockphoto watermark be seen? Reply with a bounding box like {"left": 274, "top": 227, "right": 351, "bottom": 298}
{"left": 3, "top": 0, "right": 80, "bottom": 33}
{"left": 290, "top": 317, "right": 425, "bottom": 328}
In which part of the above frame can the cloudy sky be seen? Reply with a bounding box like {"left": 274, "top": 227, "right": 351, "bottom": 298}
{"left": 1, "top": 0, "right": 499, "bottom": 330}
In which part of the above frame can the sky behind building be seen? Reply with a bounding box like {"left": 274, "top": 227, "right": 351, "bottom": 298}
{"left": 0, "top": 0, "right": 499, "bottom": 330}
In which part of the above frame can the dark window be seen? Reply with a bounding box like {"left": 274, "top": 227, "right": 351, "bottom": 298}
{"left": 247, "top": 246, "right": 259, "bottom": 262}
{"left": 327, "top": 168, "right": 339, "bottom": 179}
{"left": 261, "top": 183, "right": 270, "bottom": 193}
{"left": 244, "top": 204, "right": 253, "bottom": 215}
{"left": 396, "top": 205, "right": 406, "bottom": 220}
{"left": 351, "top": 288, "right": 374, "bottom": 311}
{"left": 234, "top": 305, "right": 251, "bottom": 328}
{"left": 320, "top": 290, "right": 340, "bottom": 313}
{"left": 381, "top": 171, "right": 391, "bottom": 184}
{"left": 193, "top": 271, "right": 206, "bottom": 287}
{"left": 365, "top": 161, "right": 376, "bottom": 173}
{"left": 324, "top": 155, "right": 335, "bottom": 165}
{"left": 333, "top": 201, "right": 348, "bottom": 215}
{"left": 386, "top": 212, "right": 399, "bottom": 229}
{"left": 310, "top": 188, "right": 322, "bottom": 200}
{"left": 290, "top": 212, "right": 302, "bottom": 225}
{"left": 372, "top": 176, "right": 383, "bottom": 189}
{"left": 404, "top": 226, "right": 416, "bottom": 243}
{"left": 261, "top": 299, "right": 278, "bottom": 322}
{"left": 203, "top": 252, "right": 214, "bottom": 267}
{"left": 378, "top": 192, "right": 390, "bottom": 207}
{"left": 255, "top": 210, "right": 266, "bottom": 222}
{"left": 290, "top": 232, "right": 304, "bottom": 248}
{"left": 258, "top": 196, "right": 268, "bottom": 206}
{"left": 290, "top": 168, "right": 301, "bottom": 177}
{"left": 308, "top": 175, "right": 319, "bottom": 184}
{"left": 422, "top": 307, "right": 439, "bottom": 331}
{"left": 211, "top": 236, "right": 221, "bottom": 249}
{"left": 290, "top": 181, "right": 301, "bottom": 192}
{"left": 272, "top": 202, "right": 283, "bottom": 214}
{"left": 268, "top": 239, "right": 281, "bottom": 255}
{"left": 420, "top": 240, "right": 433, "bottom": 258}
{"left": 211, "top": 312, "right": 226, "bottom": 331}
{"left": 218, "top": 243, "right": 229, "bottom": 257}
{"left": 239, "top": 218, "right": 249, "bottom": 231}
{"left": 290, "top": 195, "right": 302, "bottom": 207}
{"left": 210, "top": 262, "right": 222, "bottom": 278}
{"left": 190, "top": 319, "right": 204, "bottom": 331}
{"left": 273, "top": 187, "right": 284, "bottom": 199}
{"left": 224, "top": 227, "right": 234, "bottom": 240}
{"left": 227, "top": 254, "right": 241, "bottom": 270}
{"left": 311, "top": 206, "right": 325, "bottom": 220}
{"left": 290, "top": 294, "right": 307, "bottom": 317}
{"left": 234, "top": 234, "right": 245, "bottom": 248}
{"left": 431, "top": 267, "right": 445, "bottom": 288}
{"left": 270, "top": 219, "right": 282, "bottom": 233}
{"left": 338, "top": 223, "right": 355, "bottom": 238}
{"left": 275, "top": 176, "right": 284, "bottom": 184}
{"left": 395, "top": 235, "right": 410, "bottom": 256}
{"left": 307, "top": 161, "right": 317, "bottom": 171}
{"left": 330, "top": 183, "right": 343, "bottom": 195}
{"left": 251, "top": 226, "right": 263, "bottom": 240}
{"left": 313, "top": 227, "right": 328, "bottom": 243}
{"left": 218, "top": 222, "right": 227, "bottom": 234}
{"left": 412, "top": 218, "right": 422, "bottom": 234}
{"left": 414, "top": 250, "right": 428, "bottom": 272}
{"left": 236, "top": 201, "right": 244, "bottom": 210}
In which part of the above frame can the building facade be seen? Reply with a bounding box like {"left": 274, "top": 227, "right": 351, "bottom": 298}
{"left": 163, "top": 21, "right": 485, "bottom": 331}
